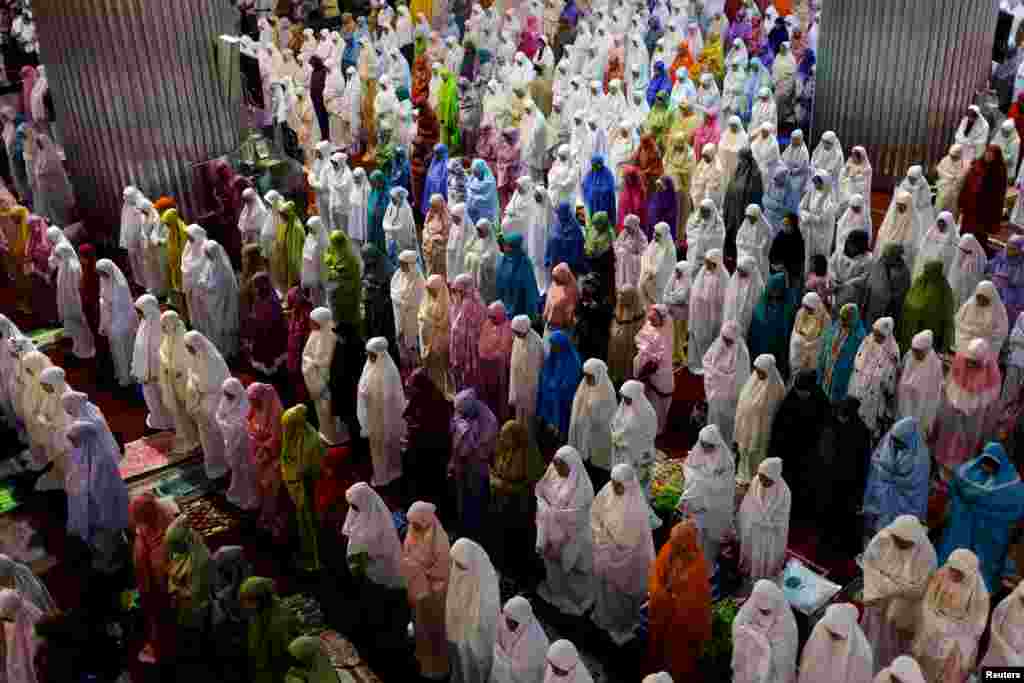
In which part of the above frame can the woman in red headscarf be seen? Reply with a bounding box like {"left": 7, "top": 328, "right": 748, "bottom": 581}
{"left": 959, "top": 143, "right": 1009, "bottom": 245}
{"left": 411, "top": 105, "right": 441, "bottom": 218}
{"left": 286, "top": 285, "right": 314, "bottom": 404}
{"left": 25, "top": 214, "right": 58, "bottom": 326}
{"left": 618, "top": 165, "right": 648, "bottom": 230}
{"left": 632, "top": 135, "right": 665, "bottom": 195}
{"left": 77, "top": 243, "right": 110, "bottom": 371}
{"left": 246, "top": 382, "right": 290, "bottom": 541}
{"left": 129, "top": 493, "right": 179, "bottom": 663}
{"left": 477, "top": 301, "right": 515, "bottom": 423}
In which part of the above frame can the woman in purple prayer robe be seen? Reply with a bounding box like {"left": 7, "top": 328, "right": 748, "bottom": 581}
{"left": 646, "top": 176, "right": 679, "bottom": 241}
{"left": 243, "top": 272, "right": 289, "bottom": 376}
{"left": 66, "top": 419, "right": 129, "bottom": 572}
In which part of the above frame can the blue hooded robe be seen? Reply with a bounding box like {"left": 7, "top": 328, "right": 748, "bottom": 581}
{"left": 545, "top": 202, "right": 587, "bottom": 274}
{"left": 422, "top": 144, "right": 450, "bottom": 214}
{"left": 646, "top": 60, "right": 672, "bottom": 107}
{"left": 466, "top": 158, "right": 499, "bottom": 228}
{"left": 816, "top": 303, "right": 867, "bottom": 403}
{"left": 862, "top": 417, "right": 931, "bottom": 536}
{"left": 390, "top": 147, "right": 412, "bottom": 198}
{"left": 581, "top": 155, "right": 616, "bottom": 222}
{"left": 495, "top": 233, "right": 540, "bottom": 318}
{"left": 536, "top": 330, "right": 582, "bottom": 438}
{"left": 938, "top": 443, "right": 1024, "bottom": 592}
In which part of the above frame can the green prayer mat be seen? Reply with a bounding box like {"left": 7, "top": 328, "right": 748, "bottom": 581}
{"left": 25, "top": 328, "right": 62, "bottom": 350}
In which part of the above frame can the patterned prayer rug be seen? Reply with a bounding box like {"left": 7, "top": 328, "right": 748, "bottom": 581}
{"left": 25, "top": 327, "right": 63, "bottom": 351}
{"left": 126, "top": 461, "right": 209, "bottom": 501}
{"left": 120, "top": 431, "right": 190, "bottom": 481}
{"left": 179, "top": 494, "right": 245, "bottom": 538}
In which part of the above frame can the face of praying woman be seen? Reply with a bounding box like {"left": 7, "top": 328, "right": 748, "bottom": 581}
{"left": 949, "top": 567, "right": 964, "bottom": 583}
{"left": 872, "top": 329, "right": 886, "bottom": 344}
{"left": 549, "top": 662, "right": 571, "bottom": 677}
{"left": 612, "top": 480, "right": 625, "bottom": 496}
{"left": 400, "top": 261, "right": 411, "bottom": 273}
{"left": 41, "top": 381, "right": 54, "bottom": 394}
{"left": 976, "top": 292, "right": 990, "bottom": 307}
{"left": 622, "top": 395, "right": 632, "bottom": 407}
{"left": 367, "top": 351, "right": 378, "bottom": 363}
{"left": 755, "top": 367, "right": 767, "bottom": 380}
{"left": 911, "top": 347, "right": 927, "bottom": 362}
{"left": 185, "top": 343, "right": 197, "bottom": 355}
{"left": 758, "top": 473, "right": 774, "bottom": 488}
{"left": 584, "top": 371, "right": 596, "bottom": 387}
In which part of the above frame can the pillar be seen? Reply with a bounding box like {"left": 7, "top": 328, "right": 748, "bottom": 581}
{"left": 32, "top": 0, "right": 240, "bottom": 231}
{"left": 813, "top": 0, "right": 998, "bottom": 190}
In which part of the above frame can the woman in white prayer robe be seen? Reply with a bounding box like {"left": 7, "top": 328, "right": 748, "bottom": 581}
{"left": 913, "top": 212, "right": 959, "bottom": 280}
{"left": 934, "top": 145, "right": 968, "bottom": 215}
{"left": 568, "top": 360, "right": 617, "bottom": 473}
{"left": 343, "top": 482, "right": 404, "bottom": 588}
{"left": 680, "top": 425, "right": 737, "bottom": 567}
{"left": 183, "top": 331, "right": 230, "bottom": 481}
{"left": 718, "top": 117, "right": 749, "bottom": 186}
{"left": 509, "top": 314, "right": 544, "bottom": 439}
{"left": 797, "top": 603, "right": 873, "bottom": 683}
{"left": 548, "top": 145, "right": 579, "bottom": 211}
{"left": 18, "top": 349, "right": 50, "bottom": 461}
{"left": 347, "top": 168, "right": 370, "bottom": 247}
{"left": 703, "top": 321, "right": 751, "bottom": 445}
{"left": 949, "top": 234, "right": 988, "bottom": 310}
{"left": 738, "top": 457, "right": 790, "bottom": 581}
{"left": 837, "top": 146, "right": 872, "bottom": 214}
{"left": 261, "top": 190, "right": 283, "bottom": 260}
{"left": 911, "top": 549, "right": 989, "bottom": 683}
{"left": 731, "top": 580, "right": 798, "bottom": 683}
{"left": 542, "top": 640, "right": 593, "bottom": 683}
{"left": 750, "top": 89, "right": 778, "bottom": 136}
{"left": 159, "top": 311, "right": 200, "bottom": 455}
{"left": 121, "top": 187, "right": 146, "bottom": 288}
{"left": 954, "top": 280, "right": 1009, "bottom": 355}
{"left": 391, "top": 250, "right": 425, "bottom": 373}
{"left": 860, "top": 515, "right": 936, "bottom": 672}
{"left": 896, "top": 330, "right": 944, "bottom": 437}
{"left": 447, "top": 538, "right": 501, "bottom": 683}
{"left": 0, "top": 317, "right": 25, "bottom": 436}
{"left": 610, "top": 378, "right": 657, "bottom": 489}
{"left": 490, "top": 596, "right": 550, "bottom": 683}
{"left": 614, "top": 214, "right": 647, "bottom": 290}
{"left": 874, "top": 191, "right": 918, "bottom": 273}
{"left": 239, "top": 188, "right": 271, "bottom": 247}
{"left": 215, "top": 378, "right": 260, "bottom": 511}
{"left": 750, "top": 122, "right": 781, "bottom": 187}
{"left": 897, "top": 166, "right": 934, "bottom": 240}
{"left": 536, "top": 445, "right": 595, "bottom": 617}
{"left": 735, "top": 354, "right": 786, "bottom": 484}
{"left": 54, "top": 243, "right": 96, "bottom": 359}
{"left": 384, "top": 187, "right": 419, "bottom": 261}
{"left": 447, "top": 202, "right": 474, "bottom": 283}
{"left": 303, "top": 307, "right": 344, "bottom": 445}
{"left": 328, "top": 152, "right": 353, "bottom": 235}
{"left": 633, "top": 305, "right": 675, "bottom": 436}
{"left": 199, "top": 240, "right": 239, "bottom": 359}
{"left": 736, "top": 204, "right": 773, "bottom": 284}
{"left": 724, "top": 254, "right": 765, "bottom": 339}
{"left": 848, "top": 317, "right": 901, "bottom": 438}
{"left": 953, "top": 105, "right": 990, "bottom": 162}
{"left": 798, "top": 170, "right": 836, "bottom": 277}
{"left": 638, "top": 222, "right": 676, "bottom": 307}
{"left": 685, "top": 199, "right": 726, "bottom": 273}
{"left": 180, "top": 225, "right": 210, "bottom": 335}
{"left": 464, "top": 219, "right": 500, "bottom": 305}
{"left": 133, "top": 295, "right": 174, "bottom": 431}
{"left": 789, "top": 292, "right": 830, "bottom": 377}
{"left": 357, "top": 337, "right": 407, "bottom": 487}
{"left": 810, "top": 130, "right": 844, "bottom": 184}
{"left": 35, "top": 367, "right": 71, "bottom": 490}
{"left": 688, "top": 248, "right": 729, "bottom": 375}
{"left": 589, "top": 463, "right": 655, "bottom": 646}
{"left": 309, "top": 141, "right": 334, "bottom": 230}
{"left": 95, "top": 259, "right": 138, "bottom": 387}
{"left": 979, "top": 581, "right": 1024, "bottom": 668}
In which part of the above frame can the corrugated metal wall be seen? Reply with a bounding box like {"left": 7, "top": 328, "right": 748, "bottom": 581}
{"left": 813, "top": 0, "right": 998, "bottom": 190}
{"left": 32, "top": 0, "right": 240, "bottom": 233}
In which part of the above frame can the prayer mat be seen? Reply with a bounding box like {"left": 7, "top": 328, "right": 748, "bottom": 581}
{"left": 127, "top": 461, "right": 209, "bottom": 501}
{"left": 0, "top": 480, "right": 21, "bottom": 515}
{"left": 179, "top": 493, "right": 245, "bottom": 538}
{"left": 25, "top": 327, "right": 62, "bottom": 350}
{"left": 120, "top": 432, "right": 191, "bottom": 481}
{"left": 650, "top": 452, "right": 684, "bottom": 514}
{"left": 320, "top": 630, "right": 362, "bottom": 669}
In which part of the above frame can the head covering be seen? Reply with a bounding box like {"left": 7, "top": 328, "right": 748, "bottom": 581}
{"left": 732, "top": 580, "right": 799, "bottom": 683}
{"left": 341, "top": 482, "right": 403, "bottom": 587}
{"left": 401, "top": 500, "right": 450, "bottom": 599}
{"left": 703, "top": 321, "right": 752, "bottom": 402}
{"left": 493, "top": 596, "right": 550, "bottom": 683}
{"left": 446, "top": 538, "right": 501, "bottom": 665}
{"left": 591, "top": 462, "right": 656, "bottom": 595}
{"left": 863, "top": 417, "right": 931, "bottom": 533}
{"left": 798, "top": 603, "right": 873, "bottom": 683}
{"left": 734, "top": 354, "right": 786, "bottom": 458}
{"left": 66, "top": 419, "right": 130, "bottom": 544}
{"left": 537, "top": 331, "right": 583, "bottom": 436}
{"left": 544, "top": 639, "right": 593, "bottom": 683}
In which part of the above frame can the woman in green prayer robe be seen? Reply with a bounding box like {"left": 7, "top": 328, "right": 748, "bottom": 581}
{"left": 271, "top": 200, "right": 305, "bottom": 293}
{"left": 160, "top": 208, "right": 189, "bottom": 307}
{"left": 897, "top": 259, "right": 956, "bottom": 353}
{"left": 240, "top": 577, "right": 299, "bottom": 683}
{"left": 281, "top": 405, "right": 325, "bottom": 571}
{"left": 645, "top": 91, "right": 675, "bottom": 150}
{"left": 584, "top": 210, "right": 616, "bottom": 299}
{"left": 323, "top": 230, "right": 363, "bottom": 330}
{"left": 438, "top": 68, "right": 461, "bottom": 152}
{"left": 285, "top": 636, "right": 337, "bottom": 683}
{"left": 165, "top": 517, "right": 212, "bottom": 637}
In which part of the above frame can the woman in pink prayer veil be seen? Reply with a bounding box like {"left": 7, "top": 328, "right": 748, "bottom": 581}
{"left": 477, "top": 301, "right": 514, "bottom": 423}
{"left": 246, "top": 382, "right": 288, "bottom": 540}
{"left": 979, "top": 581, "right": 1024, "bottom": 668}
{"left": 702, "top": 320, "right": 751, "bottom": 445}
{"left": 449, "top": 273, "right": 487, "bottom": 393}
{"left": 0, "top": 588, "right": 43, "bottom": 683}
{"left": 589, "top": 463, "right": 655, "bottom": 646}
{"left": 931, "top": 338, "right": 1002, "bottom": 473}
{"left": 731, "top": 580, "right": 799, "bottom": 683}
{"left": 797, "top": 603, "right": 873, "bottom": 683}
{"left": 215, "top": 378, "right": 261, "bottom": 512}
{"left": 401, "top": 501, "right": 451, "bottom": 679}
{"left": 492, "top": 596, "right": 550, "bottom": 683}
{"left": 634, "top": 304, "right": 675, "bottom": 435}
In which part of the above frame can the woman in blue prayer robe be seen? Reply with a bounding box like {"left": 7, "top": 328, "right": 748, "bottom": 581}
{"left": 366, "top": 170, "right": 390, "bottom": 253}
{"left": 536, "top": 330, "right": 582, "bottom": 439}
{"left": 862, "top": 416, "right": 931, "bottom": 538}
{"left": 762, "top": 166, "right": 799, "bottom": 236}
{"left": 545, "top": 202, "right": 587, "bottom": 275}
{"left": 581, "top": 155, "right": 616, "bottom": 223}
{"left": 646, "top": 60, "right": 672, "bottom": 107}
{"left": 421, "top": 143, "right": 449, "bottom": 213}
{"left": 817, "top": 302, "right": 866, "bottom": 404}
{"left": 466, "top": 158, "right": 499, "bottom": 228}
{"left": 746, "top": 273, "right": 797, "bottom": 379}
{"left": 495, "top": 232, "right": 540, "bottom": 319}
{"left": 938, "top": 442, "right": 1024, "bottom": 591}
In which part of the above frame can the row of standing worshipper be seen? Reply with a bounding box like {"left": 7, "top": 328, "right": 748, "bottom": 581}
{"left": 0, "top": 105, "right": 76, "bottom": 228}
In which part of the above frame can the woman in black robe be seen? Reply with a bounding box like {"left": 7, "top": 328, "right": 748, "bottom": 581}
{"left": 402, "top": 368, "right": 454, "bottom": 505}
{"left": 769, "top": 370, "right": 830, "bottom": 523}
{"left": 722, "top": 147, "right": 764, "bottom": 262}
{"left": 768, "top": 212, "right": 805, "bottom": 291}
{"left": 815, "top": 396, "right": 872, "bottom": 555}
{"left": 862, "top": 242, "right": 911, "bottom": 330}
{"left": 359, "top": 244, "right": 399, "bottom": 361}
{"left": 309, "top": 56, "right": 330, "bottom": 142}
{"left": 329, "top": 319, "right": 366, "bottom": 451}
{"left": 575, "top": 273, "right": 613, "bottom": 362}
